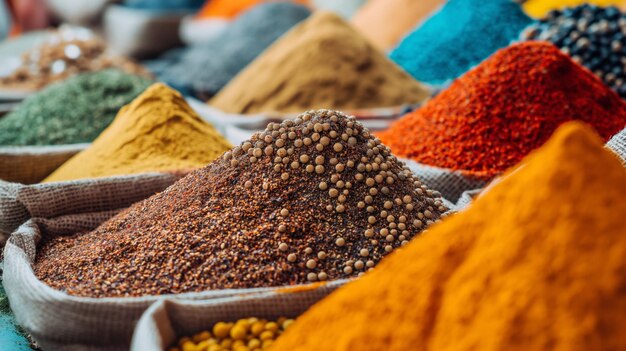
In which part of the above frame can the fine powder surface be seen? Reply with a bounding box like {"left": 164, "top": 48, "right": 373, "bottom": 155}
{"left": 43, "top": 83, "right": 232, "bottom": 182}
{"left": 379, "top": 42, "right": 626, "bottom": 178}
{"left": 34, "top": 109, "right": 447, "bottom": 297}
{"left": 0, "top": 70, "right": 152, "bottom": 146}
{"left": 157, "top": 2, "right": 310, "bottom": 99}
{"left": 389, "top": 0, "right": 532, "bottom": 86}
{"left": 272, "top": 122, "right": 626, "bottom": 351}
{"left": 210, "top": 12, "right": 430, "bottom": 114}
{"left": 351, "top": 0, "right": 445, "bottom": 50}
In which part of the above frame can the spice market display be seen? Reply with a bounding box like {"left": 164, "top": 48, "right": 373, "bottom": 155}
{"left": 523, "top": 4, "right": 626, "bottom": 97}
{"left": 43, "top": 83, "right": 232, "bottom": 182}
{"left": 379, "top": 41, "right": 626, "bottom": 178}
{"left": 2, "top": 0, "right": 626, "bottom": 350}
{"left": 34, "top": 110, "right": 447, "bottom": 297}
{"left": 0, "top": 69, "right": 152, "bottom": 146}
{"left": 389, "top": 0, "right": 532, "bottom": 86}
{"left": 210, "top": 12, "right": 430, "bottom": 114}
{"left": 272, "top": 122, "right": 626, "bottom": 351}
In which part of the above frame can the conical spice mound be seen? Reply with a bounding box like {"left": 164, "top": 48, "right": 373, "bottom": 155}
{"left": 210, "top": 12, "right": 430, "bottom": 114}
{"left": 272, "top": 121, "right": 626, "bottom": 351}
{"left": 44, "top": 83, "right": 232, "bottom": 182}
{"left": 379, "top": 41, "right": 626, "bottom": 179}
{"left": 35, "top": 109, "right": 448, "bottom": 297}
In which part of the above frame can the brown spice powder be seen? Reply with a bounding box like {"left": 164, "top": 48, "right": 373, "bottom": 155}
{"left": 34, "top": 109, "right": 447, "bottom": 298}
{"left": 210, "top": 12, "right": 430, "bottom": 114}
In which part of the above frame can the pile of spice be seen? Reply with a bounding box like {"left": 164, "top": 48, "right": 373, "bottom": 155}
{"left": 43, "top": 83, "right": 231, "bottom": 182}
{"left": 0, "top": 27, "right": 149, "bottom": 91}
{"left": 0, "top": 70, "right": 152, "bottom": 146}
{"left": 523, "top": 5, "right": 626, "bottom": 98}
{"left": 34, "top": 109, "right": 447, "bottom": 297}
{"left": 272, "top": 122, "right": 626, "bottom": 351}
{"left": 157, "top": 2, "right": 310, "bottom": 99}
{"left": 379, "top": 42, "right": 626, "bottom": 178}
{"left": 170, "top": 317, "right": 293, "bottom": 351}
{"left": 389, "top": 0, "right": 532, "bottom": 86}
{"left": 210, "top": 12, "right": 430, "bottom": 114}
{"left": 522, "top": 0, "right": 623, "bottom": 18}
{"left": 351, "top": 0, "right": 445, "bottom": 50}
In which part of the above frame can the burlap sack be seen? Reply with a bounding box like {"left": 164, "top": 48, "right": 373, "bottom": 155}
{"left": 0, "top": 173, "right": 184, "bottom": 244}
{"left": 131, "top": 281, "right": 345, "bottom": 351}
{"left": 0, "top": 174, "right": 344, "bottom": 351}
{"left": 607, "top": 127, "right": 626, "bottom": 166}
{"left": 0, "top": 144, "right": 88, "bottom": 184}
{"left": 401, "top": 158, "right": 488, "bottom": 209}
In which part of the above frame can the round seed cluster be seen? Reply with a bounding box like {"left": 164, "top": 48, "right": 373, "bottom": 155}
{"left": 523, "top": 5, "right": 626, "bottom": 97}
{"left": 34, "top": 109, "right": 448, "bottom": 297}
{"left": 171, "top": 317, "right": 293, "bottom": 351}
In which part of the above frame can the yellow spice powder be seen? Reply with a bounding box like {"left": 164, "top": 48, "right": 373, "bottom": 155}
{"left": 44, "top": 83, "right": 231, "bottom": 182}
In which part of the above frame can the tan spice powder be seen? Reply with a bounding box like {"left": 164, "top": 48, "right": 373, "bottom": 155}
{"left": 210, "top": 12, "right": 430, "bottom": 114}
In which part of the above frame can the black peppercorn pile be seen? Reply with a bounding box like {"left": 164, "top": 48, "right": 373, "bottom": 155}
{"left": 523, "top": 5, "right": 626, "bottom": 98}
{"left": 34, "top": 109, "right": 448, "bottom": 298}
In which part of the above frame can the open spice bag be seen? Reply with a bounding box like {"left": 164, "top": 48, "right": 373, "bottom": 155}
{"left": 1, "top": 171, "right": 346, "bottom": 351}
{"left": 130, "top": 282, "right": 344, "bottom": 351}
{"left": 607, "top": 127, "right": 626, "bottom": 166}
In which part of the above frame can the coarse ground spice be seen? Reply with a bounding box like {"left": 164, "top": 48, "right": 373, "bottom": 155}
{"left": 522, "top": 0, "right": 623, "bottom": 18}
{"left": 210, "top": 12, "right": 430, "bottom": 114}
{"left": 170, "top": 317, "right": 293, "bottom": 351}
{"left": 0, "top": 28, "right": 149, "bottom": 91}
{"left": 34, "top": 109, "right": 448, "bottom": 297}
{"left": 271, "top": 122, "right": 626, "bottom": 351}
{"left": 43, "top": 83, "right": 231, "bottom": 182}
{"left": 0, "top": 69, "right": 152, "bottom": 146}
{"left": 523, "top": 5, "right": 626, "bottom": 98}
{"left": 379, "top": 42, "right": 626, "bottom": 178}
{"left": 157, "top": 2, "right": 310, "bottom": 99}
{"left": 389, "top": 0, "right": 532, "bottom": 86}
{"left": 351, "top": 0, "right": 445, "bottom": 50}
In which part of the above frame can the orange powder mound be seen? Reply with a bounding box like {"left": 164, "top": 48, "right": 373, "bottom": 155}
{"left": 351, "top": 0, "right": 445, "bottom": 50}
{"left": 271, "top": 121, "right": 626, "bottom": 351}
{"left": 196, "top": 0, "right": 309, "bottom": 19}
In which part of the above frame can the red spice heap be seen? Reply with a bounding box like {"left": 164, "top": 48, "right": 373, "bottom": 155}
{"left": 35, "top": 109, "right": 447, "bottom": 298}
{"left": 379, "top": 41, "right": 626, "bottom": 178}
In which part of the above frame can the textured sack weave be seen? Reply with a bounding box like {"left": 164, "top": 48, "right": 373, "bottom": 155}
{"left": 1, "top": 174, "right": 346, "bottom": 351}
{"left": 401, "top": 158, "right": 488, "bottom": 208}
{"left": 0, "top": 173, "right": 183, "bottom": 244}
{"left": 607, "top": 127, "right": 626, "bottom": 166}
{"left": 0, "top": 144, "right": 88, "bottom": 184}
{"left": 131, "top": 281, "right": 346, "bottom": 351}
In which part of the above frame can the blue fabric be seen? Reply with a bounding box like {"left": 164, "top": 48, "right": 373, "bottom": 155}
{"left": 0, "top": 282, "right": 32, "bottom": 351}
{"left": 390, "top": 0, "right": 533, "bottom": 86}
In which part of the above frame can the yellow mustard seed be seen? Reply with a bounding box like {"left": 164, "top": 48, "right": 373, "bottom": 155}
{"left": 231, "top": 324, "right": 248, "bottom": 340}
{"left": 213, "top": 322, "right": 231, "bottom": 339}
{"left": 251, "top": 321, "right": 265, "bottom": 336}
{"left": 259, "top": 330, "right": 275, "bottom": 341}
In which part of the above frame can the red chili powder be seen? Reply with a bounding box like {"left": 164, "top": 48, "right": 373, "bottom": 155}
{"left": 378, "top": 41, "right": 626, "bottom": 179}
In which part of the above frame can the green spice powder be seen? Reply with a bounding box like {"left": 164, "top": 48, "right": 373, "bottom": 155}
{"left": 0, "top": 69, "right": 151, "bottom": 146}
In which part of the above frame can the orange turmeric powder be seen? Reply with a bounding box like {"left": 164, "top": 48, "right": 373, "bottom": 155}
{"left": 196, "top": 0, "right": 309, "bottom": 19}
{"left": 271, "top": 121, "right": 626, "bottom": 351}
